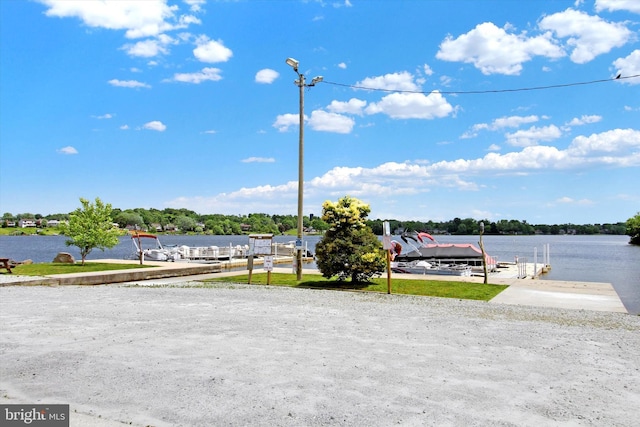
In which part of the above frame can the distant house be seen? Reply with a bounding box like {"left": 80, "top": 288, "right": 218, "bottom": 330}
{"left": 18, "top": 219, "right": 36, "bottom": 228}
{"left": 4, "top": 220, "right": 16, "bottom": 227}
{"left": 47, "top": 219, "right": 61, "bottom": 227}
{"left": 240, "top": 223, "right": 251, "bottom": 232}
{"left": 150, "top": 223, "right": 163, "bottom": 232}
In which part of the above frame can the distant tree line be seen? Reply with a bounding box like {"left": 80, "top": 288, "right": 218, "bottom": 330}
{"left": 367, "top": 217, "right": 627, "bottom": 236}
{"left": 1, "top": 209, "right": 629, "bottom": 236}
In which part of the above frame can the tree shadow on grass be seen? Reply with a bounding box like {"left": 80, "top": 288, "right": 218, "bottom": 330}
{"left": 296, "top": 279, "right": 371, "bottom": 290}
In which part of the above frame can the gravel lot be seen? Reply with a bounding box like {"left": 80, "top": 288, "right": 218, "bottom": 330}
{"left": 1, "top": 283, "right": 639, "bottom": 426}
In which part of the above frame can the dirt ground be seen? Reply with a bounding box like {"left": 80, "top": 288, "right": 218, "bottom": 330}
{"left": 1, "top": 283, "right": 639, "bottom": 426}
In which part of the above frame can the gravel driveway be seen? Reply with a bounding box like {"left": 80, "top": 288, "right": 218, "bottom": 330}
{"left": 1, "top": 283, "right": 639, "bottom": 426}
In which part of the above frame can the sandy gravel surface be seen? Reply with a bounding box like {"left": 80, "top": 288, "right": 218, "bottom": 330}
{"left": 1, "top": 283, "right": 639, "bottom": 426}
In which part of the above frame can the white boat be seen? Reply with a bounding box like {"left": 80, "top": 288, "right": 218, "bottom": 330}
{"left": 130, "top": 232, "right": 178, "bottom": 261}
{"left": 129, "top": 232, "right": 248, "bottom": 262}
{"left": 391, "top": 260, "right": 473, "bottom": 276}
{"left": 391, "top": 231, "right": 496, "bottom": 275}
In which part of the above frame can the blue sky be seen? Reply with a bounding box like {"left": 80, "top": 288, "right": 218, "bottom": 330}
{"left": 1, "top": 0, "right": 638, "bottom": 224}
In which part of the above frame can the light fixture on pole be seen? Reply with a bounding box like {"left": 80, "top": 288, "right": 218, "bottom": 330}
{"left": 285, "top": 57, "right": 323, "bottom": 280}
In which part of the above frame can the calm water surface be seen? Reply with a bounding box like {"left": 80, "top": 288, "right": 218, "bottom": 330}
{"left": 1, "top": 234, "right": 638, "bottom": 314}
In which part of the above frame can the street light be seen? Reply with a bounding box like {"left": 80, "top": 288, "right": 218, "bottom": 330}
{"left": 286, "top": 57, "right": 323, "bottom": 280}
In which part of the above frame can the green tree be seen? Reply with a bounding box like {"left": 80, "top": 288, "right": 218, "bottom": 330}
{"left": 175, "top": 215, "right": 197, "bottom": 232}
{"left": 113, "top": 211, "right": 145, "bottom": 229}
{"left": 626, "top": 212, "right": 640, "bottom": 245}
{"left": 60, "top": 197, "right": 120, "bottom": 265}
{"left": 315, "top": 196, "right": 385, "bottom": 283}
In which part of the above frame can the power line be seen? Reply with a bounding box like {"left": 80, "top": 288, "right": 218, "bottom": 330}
{"left": 320, "top": 74, "right": 640, "bottom": 95}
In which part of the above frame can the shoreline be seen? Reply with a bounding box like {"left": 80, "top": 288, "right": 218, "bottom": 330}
{"left": 0, "top": 258, "right": 629, "bottom": 314}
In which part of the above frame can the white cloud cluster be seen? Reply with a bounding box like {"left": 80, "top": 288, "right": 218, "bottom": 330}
{"left": 40, "top": 0, "right": 234, "bottom": 90}
{"left": 436, "top": 7, "right": 635, "bottom": 75}
{"left": 436, "top": 22, "right": 564, "bottom": 75}
{"left": 172, "top": 128, "right": 640, "bottom": 214}
{"left": 596, "top": 0, "right": 640, "bottom": 14}
{"left": 539, "top": 9, "right": 631, "bottom": 64}
{"left": 274, "top": 72, "right": 456, "bottom": 133}
{"left": 566, "top": 115, "right": 602, "bottom": 126}
{"left": 40, "top": 0, "right": 185, "bottom": 39}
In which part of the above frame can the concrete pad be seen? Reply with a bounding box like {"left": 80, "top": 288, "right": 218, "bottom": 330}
{"left": 490, "top": 286, "right": 628, "bottom": 312}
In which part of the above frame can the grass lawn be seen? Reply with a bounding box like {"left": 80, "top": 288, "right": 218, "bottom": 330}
{"left": 204, "top": 272, "right": 508, "bottom": 301}
{"left": 5, "top": 262, "right": 155, "bottom": 276}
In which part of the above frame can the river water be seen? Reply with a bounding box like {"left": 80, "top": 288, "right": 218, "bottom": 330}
{"left": 1, "top": 234, "right": 638, "bottom": 314}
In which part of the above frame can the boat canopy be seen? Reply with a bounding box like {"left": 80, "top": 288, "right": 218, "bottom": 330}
{"left": 129, "top": 231, "right": 159, "bottom": 240}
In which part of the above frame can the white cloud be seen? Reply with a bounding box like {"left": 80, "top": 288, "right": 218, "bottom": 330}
{"left": 108, "top": 79, "right": 151, "bottom": 89}
{"left": 308, "top": 110, "right": 355, "bottom": 134}
{"left": 203, "top": 130, "right": 217, "bottom": 134}
{"left": 436, "top": 22, "right": 564, "bottom": 75}
{"left": 274, "top": 109, "right": 356, "bottom": 134}
{"left": 92, "top": 113, "right": 113, "bottom": 119}
{"left": 337, "top": 62, "right": 347, "bottom": 69}
{"left": 566, "top": 115, "right": 602, "bottom": 126}
{"left": 40, "top": 0, "right": 184, "bottom": 39}
{"left": 613, "top": 50, "right": 640, "bottom": 85}
{"left": 556, "top": 196, "right": 594, "bottom": 205}
{"left": 57, "top": 146, "right": 78, "bottom": 155}
{"left": 273, "top": 113, "right": 302, "bottom": 132}
{"left": 355, "top": 72, "right": 419, "bottom": 91}
{"left": 422, "top": 64, "right": 434, "bottom": 76}
{"left": 184, "top": 0, "right": 206, "bottom": 13}
{"left": 120, "top": 125, "right": 129, "bottom": 130}
{"left": 326, "top": 98, "right": 367, "bottom": 116}
{"left": 567, "top": 128, "right": 640, "bottom": 157}
{"left": 595, "top": 0, "right": 640, "bottom": 13}
{"left": 142, "top": 120, "right": 167, "bottom": 131}
{"left": 505, "top": 125, "right": 562, "bottom": 147}
{"left": 168, "top": 67, "right": 223, "bottom": 83}
{"left": 466, "top": 115, "right": 542, "bottom": 138}
{"left": 539, "top": 9, "right": 632, "bottom": 64}
{"left": 365, "top": 91, "right": 454, "bottom": 120}
{"left": 122, "top": 38, "right": 170, "bottom": 57}
{"left": 193, "top": 37, "right": 233, "bottom": 63}
{"left": 255, "top": 69, "right": 279, "bottom": 84}
{"left": 242, "top": 157, "right": 276, "bottom": 163}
